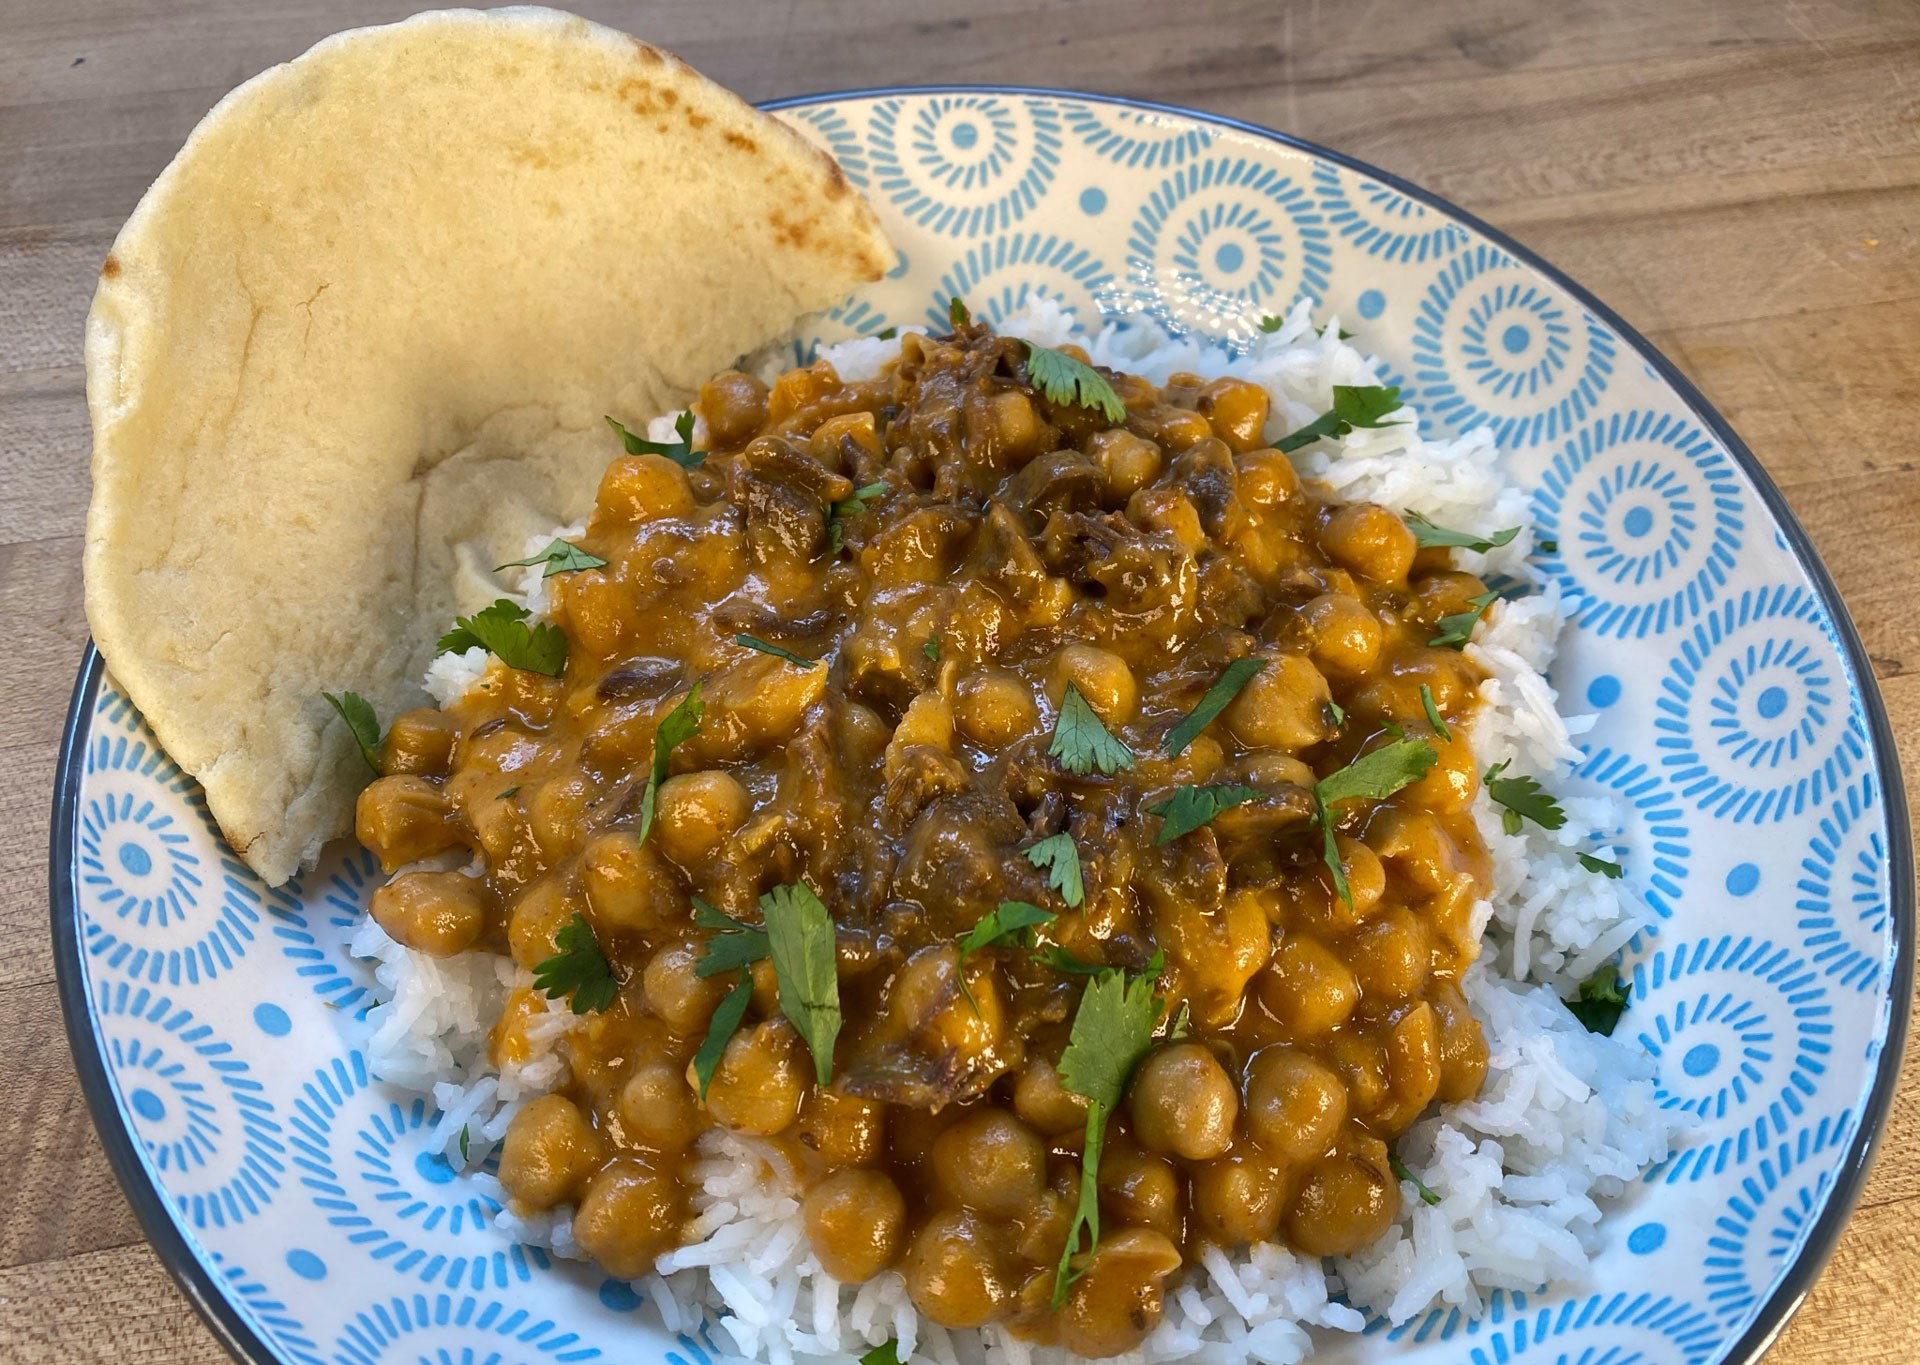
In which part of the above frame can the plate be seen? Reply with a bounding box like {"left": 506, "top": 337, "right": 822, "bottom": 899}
{"left": 52, "top": 87, "right": 1912, "bottom": 1365}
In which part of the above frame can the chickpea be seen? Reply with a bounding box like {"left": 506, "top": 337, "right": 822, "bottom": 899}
{"left": 644, "top": 939, "right": 730, "bottom": 1035}
{"left": 507, "top": 876, "right": 583, "bottom": 970}
{"left": 1412, "top": 569, "right": 1493, "bottom": 621}
{"left": 1319, "top": 834, "right": 1386, "bottom": 920}
{"left": 1329, "top": 1031, "right": 1390, "bottom": 1117}
{"left": 809, "top": 410, "right": 884, "bottom": 474}
{"left": 798, "top": 1089, "right": 886, "bottom": 1166}
{"left": 593, "top": 453, "right": 695, "bottom": 526}
{"left": 767, "top": 359, "right": 839, "bottom": 422}
{"left": 1285, "top": 1145, "right": 1399, "bottom": 1257}
{"left": 954, "top": 668, "right": 1041, "bottom": 749}
{"left": 750, "top": 956, "right": 780, "bottom": 1017}
{"left": 1145, "top": 405, "right": 1213, "bottom": 452}
{"left": 1085, "top": 428, "right": 1164, "bottom": 500}
{"left": 1236, "top": 447, "right": 1302, "bottom": 509}
{"left": 381, "top": 708, "right": 458, "bottom": 777}
{"left": 1189, "top": 1152, "right": 1289, "bottom": 1246}
{"left": 1127, "top": 1042, "right": 1239, "bottom": 1161}
{"left": 368, "top": 870, "right": 486, "bottom": 958}
{"left": 653, "top": 770, "right": 751, "bottom": 866}
{"left": 1223, "top": 654, "right": 1332, "bottom": 751}
{"left": 1257, "top": 936, "right": 1360, "bottom": 1038}
{"left": 1365, "top": 806, "right": 1468, "bottom": 895}
{"left": 1013, "top": 1055, "right": 1090, "bottom": 1136}
{"left": 931, "top": 1109, "right": 1046, "bottom": 1218}
{"left": 1161, "top": 889, "right": 1272, "bottom": 1030}
{"left": 572, "top": 1156, "right": 683, "bottom": 1278}
{"left": 689, "top": 657, "right": 827, "bottom": 764}
{"left": 1098, "top": 1141, "right": 1185, "bottom": 1243}
{"left": 1318, "top": 502, "right": 1416, "bottom": 584}
{"left": 901, "top": 1209, "right": 1010, "bottom": 1329}
{"left": 1197, "top": 377, "right": 1271, "bottom": 453}
{"left": 354, "top": 775, "right": 461, "bottom": 872}
{"left": 803, "top": 1169, "right": 907, "bottom": 1283}
{"left": 1382, "top": 1001, "right": 1442, "bottom": 1124}
{"left": 615, "top": 1058, "right": 703, "bottom": 1152}
{"left": 526, "top": 772, "right": 594, "bottom": 860}
{"left": 1400, "top": 731, "right": 1477, "bottom": 813}
{"left": 1350, "top": 908, "right": 1434, "bottom": 1003}
{"left": 1055, "top": 1228, "right": 1184, "bottom": 1358}
{"left": 1046, "top": 643, "right": 1138, "bottom": 724}
{"left": 987, "top": 388, "right": 1056, "bottom": 461}
{"left": 1432, "top": 980, "right": 1491, "bottom": 1103}
{"left": 580, "top": 832, "right": 679, "bottom": 935}
{"left": 1245, "top": 1049, "right": 1349, "bottom": 1162}
{"left": 498, "top": 1094, "right": 605, "bottom": 1212}
{"left": 562, "top": 566, "right": 632, "bottom": 659}
{"left": 702, "top": 1018, "right": 807, "bottom": 1137}
{"left": 699, "top": 370, "right": 770, "bottom": 447}
{"left": 1300, "top": 592, "right": 1384, "bottom": 679}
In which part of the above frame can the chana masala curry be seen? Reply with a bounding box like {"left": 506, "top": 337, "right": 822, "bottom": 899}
{"left": 350, "top": 309, "right": 1512, "bottom": 1358}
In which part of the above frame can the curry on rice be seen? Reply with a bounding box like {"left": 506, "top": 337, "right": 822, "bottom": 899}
{"left": 351, "top": 313, "right": 1502, "bottom": 1357}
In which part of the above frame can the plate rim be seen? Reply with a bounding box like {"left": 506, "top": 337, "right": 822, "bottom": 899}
{"left": 50, "top": 83, "right": 1913, "bottom": 1365}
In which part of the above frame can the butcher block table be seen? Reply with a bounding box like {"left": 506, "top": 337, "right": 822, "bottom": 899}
{"left": 3, "top": 0, "right": 1916, "bottom": 1359}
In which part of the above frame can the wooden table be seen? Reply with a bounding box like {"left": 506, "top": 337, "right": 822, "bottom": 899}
{"left": 4, "top": 0, "right": 1916, "bottom": 1359}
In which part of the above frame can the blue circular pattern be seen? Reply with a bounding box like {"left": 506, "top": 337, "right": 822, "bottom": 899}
{"left": 335, "top": 1292, "right": 600, "bottom": 1365}
{"left": 1573, "top": 746, "right": 1690, "bottom": 924}
{"left": 1628, "top": 1223, "right": 1667, "bottom": 1255}
{"left": 779, "top": 104, "right": 870, "bottom": 187}
{"left": 131, "top": 1086, "right": 166, "bottom": 1120}
{"left": 254, "top": 1002, "right": 291, "bottom": 1036}
{"left": 1357, "top": 287, "right": 1385, "bottom": 319}
{"left": 870, "top": 94, "right": 1061, "bottom": 236}
{"left": 926, "top": 230, "right": 1118, "bottom": 331}
{"left": 1653, "top": 586, "right": 1868, "bottom": 823}
{"left": 288, "top": 1249, "right": 328, "bottom": 1281}
{"left": 1457, "top": 1291, "right": 1723, "bottom": 1364}
{"left": 598, "top": 1280, "right": 643, "bottom": 1313}
{"left": 213, "top": 1254, "right": 326, "bottom": 1365}
{"left": 1587, "top": 674, "right": 1621, "bottom": 707}
{"left": 1310, "top": 162, "right": 1468, "bottom": 263}
{"left": 1727, "top": 863, "right": 1761, "bottom": 896}
{"left": 1060, "top": 102, "right": 1214, "bottom": 168}
{"left": 1796, "top": 775, "right": 1891, "bottom": 991}
{"left": 1703, "top": 1114, "right": 1848, "bottom": 1324}
{"left": 1079, "top": 185, "right": 1107, "bottom": 214}
{"left": 1412, "top": 243, "right": 1616, "bottom": 446}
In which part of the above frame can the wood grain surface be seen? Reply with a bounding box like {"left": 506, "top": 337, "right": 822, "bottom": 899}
{"left": 3, "top": 0, "right": 1916, "bottom": 1359}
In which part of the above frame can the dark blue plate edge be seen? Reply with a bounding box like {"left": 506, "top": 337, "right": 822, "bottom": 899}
{"left": 49, "top": 84, "right": 1911, "bottom": 1365}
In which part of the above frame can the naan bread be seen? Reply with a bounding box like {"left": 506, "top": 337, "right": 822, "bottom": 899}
{"left": 83, "top": 7, "right": 892, "bottom": 884}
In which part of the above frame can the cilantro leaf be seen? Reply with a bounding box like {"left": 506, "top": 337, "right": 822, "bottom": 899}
{"left": 498, "top": 786, "right": 519, "bottom": 800}
{"left": 1025, "top": 832, "right": 1085, "bottom": 908}
{"left": 495, "top": 538, "right": 608, "bottom": 578}
{"left": 531, "top": 913, "right": 618, "bottom": 1014}
{"left": 606, "top": 410, "right": 704, "bottom": 468}
{"left": 691, "top": 973, "right": 754, "bottom": 1100}
{"left": 322, "top": 690, "right": 382, "bottom": 773}
{"left": 1025, "top": 343, "right": 1126, "bottom": 422}
{"left": 1389, "top": 1151, "right": 1441, "bottom": 1206}
{"left": 1430, "top": 591, "right": 1501, "bottom": 649}
{"left": 828, "top": 481, "right": 888, "bottom": 556}
{"left": 1539, "top": 537, "right": 1560, "bottom": 553}
{"left": 437, "top": 599, "right": 567, "bottom": 676}
{"left": 638, "top": 685, "right": 704, "bottom": 845}
{"left": 1035, "top": 944, "right": 1107, "bottom": 976}
{"left": 1404, "top": 510, "right": 1520, "bottom": 554}
{"left": 874, "top": 327, "right": 898, "bottom": 342}
{"left": 958, "top": 901, "right": 1056, "bottom": 960}
{"left": 859, "top": 1343, "right": 902, "bottom": 1365}
{"left": 1162, "top": 657, "right": 1265, "bottom": 757}
{"left": 1327, "top": 699, "right": 1346, "bottom": 728}
{"left": 735, "top": 634, "right": 817, "bottom": 669}
{"left": 762, "top": 881, "right": 841, "bottom": 1085}
{"left": 1275, "top": 385, "right": 1406, "bottom": 453}
{"left": 949, "top": 296, "right": 971, "bottom": 330}
{"left": 1484, "top": 761, "right": 1567, "bottom": 835}
{"left": 1258, "top": 314, "right": 1285, "bottom": 333}
{"left": 693, "top": 898, "right": 771, "bottom": 978}
{"left": 1049, "top": 683, "right": 1135, "bottom": 776}
{"left": 1565, "top": 963, "right": 1630, "bottom": 1036}
{"left": 1419, "top": 683, "right": 1452, "bottom": 742}
{"left": 458, "top": 1124, "right": 470, "bottom": 1163}
{"left": 924, "top": 637, "right": 941, "bottom": 662}
{"left": 1316, "top": 739, "right": 1440, "bottom": 808}
{"left": 1578, "top": 852, "right": 1626, "bottom": 879}
{"left": 1054, "top": 966, "right": 1163, "bottom": 1305}
{"left": 1146, "top": 784, "right": 1265, "bottom": 844}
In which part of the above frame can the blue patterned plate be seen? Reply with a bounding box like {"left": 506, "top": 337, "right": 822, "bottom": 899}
{"left": 53, "top": 88, "right": 1911, "bottom": 1365}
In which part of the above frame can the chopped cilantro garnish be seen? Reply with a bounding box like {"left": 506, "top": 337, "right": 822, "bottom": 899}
{"left": 859, "top": 1342, "right": 902, "bottom": 1365}
{"left": 949, "top": 296, "right": 971, "bottom": 330}
{"left": 924, "top": 637, "right": 941, "bottom": 662}
{"left": 691, "top": 974, "right": 754, "bottom": 1100}
{"left": 498, "top": 786, "right": 519, "bottom": 800}
{"left": 1258, "top": 314, "right": 1285, "bottom": 333}
{"left": 437, "top": 599, "right": 567, "bottom": 676}
{"left": 606, "top": 410, "right": 704, "bottom": 468}
{"left": 1565, "top": 963, "right": 1631, "bottom": 1035}
{"left": 1419, "top": 683, "right": 1452, "bottom": 741}
{"left": 1025, "top": 832, "right": 1085, "bottom": 908}
{"left": 1578, "top": 852, "right": 1626, "bottom": 879}
{"left": 1146, "top": 784, "right": 1265, "bottom": 844}
{"left": 1539, "top": 537, "right": 1559, "bottom": 553}
{"left": 828, "top": 481, "right": 888, "bottom": 556}
{"left": 1054, "top": 965, "right": 1164, "bottom": 1305}
{"left": 1035, "top": 944, "right": 1107, "bottom": 976}
{"left": 531, "top": 913, "right": 617, "bottom": 1014}
{"left": 638, "top": 685, "right": 704, "bottom": 845}
{"left": 1430, "top": 591, "right": 1500, "bottom": 649}
{"left": 735, "top": 634, "right": 817, "bottom": 669}
{"left": 763, "top": 880, "right": 841, "bottom": 1085}
{"left": 1328, "top": 699, "right": 1346, "bottom": 728}
{"left": 1162, "top": 657, "right": 1265, "bottom": 757}
{"left": 1389, "top": 1152, "right": 1441, "bottom": 1206}
{"left": 1313, "top": 739, "right": 1439, "bottom": 906}
{"left": 458, "top": 1125, "right": 470, "bottom": 1163}
{"left": 1484, "top": 761, "right": 1567, "bottom": 835}
{"left": 959, "top": 901, "right": 1056, "bottom": 960}
{"left": 495, "top": 538, "right": 607, "bottom": 578}
{"left": 693, "top": 897, "right": 771, "bottom": 978}
{"left": 1404, "top": 510, "right": 1520, "bottom": 554}
{"left": 1275, "top": 385, "right": 1406, "bottom": 453}
{"left": 1024, "top": 343, "right": 1127, "bottom": 422}
{"left": 874, "top": 327, "right": 898, "bottom": 341}
{"left": 1049, "top": 684, "right": 1135, "bottom": 776}
{"left": 322, "top": 690, "right": 382, "bottom": 773}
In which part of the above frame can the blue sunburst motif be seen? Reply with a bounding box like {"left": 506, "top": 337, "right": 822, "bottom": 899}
{"left": 1457, "top": 1291, "right": 1722, "bottom": 1364}
{"left": 79, "top": 737, "right": 201, "bottom": 933}
{"left": 870, "top": 95, "right": 1061, "bottom": 237}
{"left": 1533, "top": 410, "right": 1744, "bottom": 638}
{"left": 1411, "top": 243, "right": 1616, "bottom": 446}
{"left": 1060, "top": 102, "right": 1214, "bottom": 168}
{"left": 1377, "top": 1288, "right": 1530, "bottom": 1346}
{"left": 1703, "top": 1114, "right": 1848, "bottom": 1325}
{"left": 781, "top": 296, "right": 904, "bottom": 368}
{"left": 335, "top": 1292, "right": 599, "bottom": 1364}
{"left": 926, "top": 231, "right": 1120, "bottom": 330}
{"left": 1573, "top": 745, "right": 1690, "bottom": 925}
{"left": 1311, "top": 163, "right": 1468, "bottom": 264}
{"left": 95, "top": 981, "right": 284, "bottom": 1229}
{"left": 778, "top": 104, "right": 870, "bottom": 186}
{"left": 1653, "top": 585, "right": 1867, "bottom": 822}
{"left": 1631, "top": 938, "right": 1829, "bottom": 1181}
{"left": 1795, "top": 776, "right": 1891, "bottom": 991}
{"left": 288, "top": 1052, "right": 545, "bottom": 1290}
{"left": 1126, "top": 157, "right": 1331, "bottom": 337}
{"left": 210, "top": 1254, "right": 326, "bottom": 1365}
{"left": 263, "top": 843, "right": 382, "bottom": 1016}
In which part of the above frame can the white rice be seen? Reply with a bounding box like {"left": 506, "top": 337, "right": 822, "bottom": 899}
{"left": 357, "top": 302, "right": 1686, "bottom": 1363}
